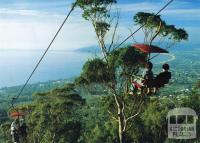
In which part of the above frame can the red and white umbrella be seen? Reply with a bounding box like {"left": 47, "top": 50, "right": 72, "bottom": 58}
{"left": 133, "top": 44, "right": 168, "bottom": 53}
{"left": 10, "top": 111, "right": 25, "bottom": 119}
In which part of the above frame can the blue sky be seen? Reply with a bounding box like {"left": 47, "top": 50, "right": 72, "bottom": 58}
{"left": 0, "top": 0, "right": 200, "bottom": 51}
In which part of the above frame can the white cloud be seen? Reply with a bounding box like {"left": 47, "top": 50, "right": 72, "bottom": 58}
{"left": 0, "top": 1, "right": 199, "bottom": 52}
{"left": 162, "top": 9, "right": 200, "bottom": 19}
{"left": 0, "top": 4, "right": 144, "bottom": 51}
{"left": 0, "top": 8, "right": 39, "bottom": 16}
{"left": 116, "top": 2, "right": 160, "bottom": 13}
{"left": 0, "top": 20, "right": 97, "bottom": 51}
{"left": 117, "top": 1, "right": 200, "bottom": 20}
{"left": 0, "top": 8, "right": 67, "bottom": 20}
{"left": 0, "top": 7, "right": 98, "bottom": 51}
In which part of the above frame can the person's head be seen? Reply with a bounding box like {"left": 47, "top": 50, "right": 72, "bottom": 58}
{"left": 162, "top": 63, "right": 170, "bottom": 71}
{"left": 146, "top": 62, "right": 153, "bottom": 70}
{"left": 14, "top": 118, "right": 19, "bottom": 124}
{"left": 20, "top": 118, "right": 25, "bottom": 123}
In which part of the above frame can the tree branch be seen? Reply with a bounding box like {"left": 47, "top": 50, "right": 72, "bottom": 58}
{"left": 126, "top": 101, "right": 144, "bottom": 122}
{"left": 128, "top": 28, "right": 138, "bottom": 43}
{"left": 122, "top": 101, "right": 127, "bottom": 132}
{"left": 108, "top": 110, "right": 118, "bottom": 121}
{"left": 150, "top": 21, "right": 162, "bottom": 45}
{"left": 126, "top": 111, "right": 140, "bottom": 122}
{"left": 108, "top": 10, "right": 119, "bottom": 53}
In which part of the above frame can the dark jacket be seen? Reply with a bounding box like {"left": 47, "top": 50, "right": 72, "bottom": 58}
{"left": 155, "top": 71, "right": 171, "bottom": 87}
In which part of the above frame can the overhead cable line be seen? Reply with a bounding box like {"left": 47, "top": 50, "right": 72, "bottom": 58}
{"left": 150, "top": 45, "right": 175, "bottom": 60}
{"left": 10, "top": 2, "right": 77, "bottom": 110}
{"left": 10, "top": 0, "right": 174, "bottom": 110}
{"left": 114, "top": 0, "right": 174, "bottom": 49}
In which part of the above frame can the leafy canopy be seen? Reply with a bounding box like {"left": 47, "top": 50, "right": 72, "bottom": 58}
{"left": 134, "top": 12, "right": 188, "bottom": 42}
{"left": 22, "top": 84, "right": 85, "bottom": 143}
{"left": 76, "top": 0, "right": 117, "bottom": 21}
{"left": 76, "top": 0, "right": 117, "bottom": 57}
{"left": 76, "top": 46, "right": 146, "bottom": 86}
{"left": 77, "top": 58, "right": 113, "bottom": 84}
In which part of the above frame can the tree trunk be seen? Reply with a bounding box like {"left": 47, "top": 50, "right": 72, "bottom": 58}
{"left": 52, "top": 133, "right": 55, "bottom": 143}
{"left": 118, "top": 107, "right": 125, "bottom": 143}
{"left": 99, "top": 40, "right": 108, "bottom": 59}
{"left": 118, "top": 122, "right": 125, "bottom": 143}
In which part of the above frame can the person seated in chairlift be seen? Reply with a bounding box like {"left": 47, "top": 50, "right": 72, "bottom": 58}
{"left": 19, "top": 118, "right": 28, "bottom": 142}
{"left": 131, "top": 63, "right": 171, "bottom": 95}
{"left": 143, "top": 62, "right": 154, "bottom": 84}
{"left": 129, "top": 62, "right": 154, "bottom": 95}
{"left": 142, "top": 62, "right": 155, "bottom": 93}
{"left": 11, "top": 119, "right": 20, "bottom": 143}
{"left": 154, "top": 63, "right": 171, "bottom": 89}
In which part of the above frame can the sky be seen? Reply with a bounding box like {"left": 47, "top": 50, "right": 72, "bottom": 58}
{"left": 0, "top": 0, "right": 200, "bottom": 51}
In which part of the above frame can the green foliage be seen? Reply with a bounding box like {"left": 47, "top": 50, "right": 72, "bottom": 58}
{"left": 181, "top": 92, "right": 200, "bottom": 114}
{"left": 0, "top": 109, "right": 8, "bottom": 124}
{"left": 95, "top": 22, "right": 111, "bottom": 38}
{"left": 79, "top": 97, "right": 118, "bottom": 143}
{"left": 0, "top": 4, "right": 195, "bottom": 143}
{"left": 195, "top": 80, "right": 200, "bottom": 89}
{"left": 134, "top": 12, "right": 161, "bottom": 29}
{"left": 108, "top": 46, "right": 146, "bottom": 74}
{"left": 0, "top": 122, "right": 11, "bottom": 143}
{"left": 76, "top": 0, "right": 117, "bottom": 21}
{"left": 1, "top": 85, "right": 200, "bottom": 142}
{"left": 76, "top": 0, "right": 117, "bottom": 56}
{"left": 101, "top": 95, "right": 148, "bottom": 142}
{"left": 76, "top": 0, "right": 117, "bottom": 35}
{"left": 134, "top": 12, "right": 188, "bottom": 42}
{"left": 75, "top": 58, "right": 113, "bottom": 85}
{"left": 22, "top": 84, "right": 85, "bottom": 143}
{"left": 141, "top": 99, "right": 168, "bottom": 142}
{"left": 76, "top": 46, "right": 146, "bottom": 87}
{"left": 0, "top": 79, "right": 68, "bottom": 106}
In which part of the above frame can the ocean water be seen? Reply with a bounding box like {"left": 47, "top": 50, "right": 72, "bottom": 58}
{"left": 0, "top": 47, "right": 199, "bottom": 88}
{"left": 0, "top": 49, "right": 173, "bottom": 87}
{"left": 0, "top": 50, "right": 92, "bottom": 87}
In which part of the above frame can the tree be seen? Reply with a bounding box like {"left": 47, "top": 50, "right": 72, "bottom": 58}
{"left": 133, "top": 12, "right": 188, "bottom": 47}
{"left": 141, "top": 99, "right": 168, "bottom": 143}
{"left": 79, "top": 96, "right": 118, "bottom": 143}
{"left": 76, "top": 0, "right": 118, "bottom": 58}
{"left": 76, "top": 3, "right": 188, "bottom": 143}
{"left": 75, "top": 46, "right": 147, "bottom": 143}
{"left": 14, "top": 84, "right": 85, "bottom": 143}
{"left": 0, "top": 122, "right": 11, "bottom": 143}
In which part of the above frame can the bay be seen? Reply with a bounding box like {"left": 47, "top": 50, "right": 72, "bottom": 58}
{"left": 0, "top": 50, "right": 92, "bottom": 87}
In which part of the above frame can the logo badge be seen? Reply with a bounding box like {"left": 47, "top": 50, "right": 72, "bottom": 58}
{"left": 167, "top": 107, "right": 198, "bottom": 139}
